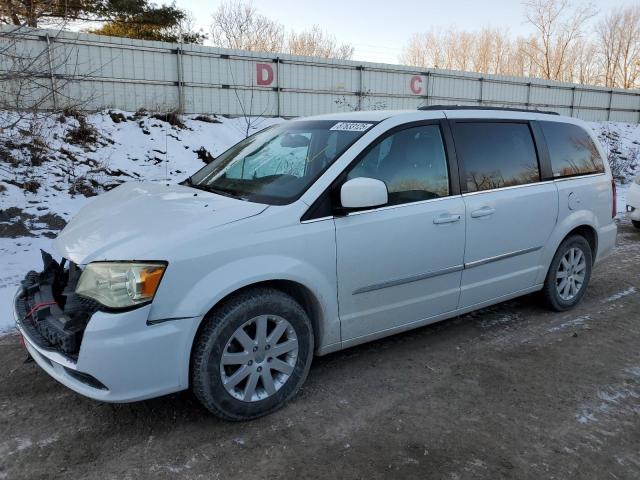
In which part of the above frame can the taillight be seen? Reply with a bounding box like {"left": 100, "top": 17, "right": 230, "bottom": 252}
{"left": 612, "top": 179, "right": 617, "bottom": 218}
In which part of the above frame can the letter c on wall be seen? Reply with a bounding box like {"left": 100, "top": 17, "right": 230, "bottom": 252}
{"left": 410, "top": 75, "right": 423, "bottom": 94}
{"left": 256, "top": 63, "right": 274, "bottom": 86}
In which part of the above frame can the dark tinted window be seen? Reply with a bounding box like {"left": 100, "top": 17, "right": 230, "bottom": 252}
{"left": 455, "top": 122, "right": 540, "bottom": 192}
{"left": 347, "top": 125, "right": 449, "bottom": 205}
{"left": 540, "top": 121, "right": 605, "bottom": 178}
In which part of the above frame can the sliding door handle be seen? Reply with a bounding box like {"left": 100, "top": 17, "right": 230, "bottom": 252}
{"left": 470, "top": 207, "right": 496, "bottom": 218}
{"left": 433, "top": 214, "right": 462, "bottom": 224}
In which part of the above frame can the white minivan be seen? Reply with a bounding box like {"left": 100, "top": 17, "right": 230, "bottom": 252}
{"left": 14, "top": 107, "right": 617, "bottom": 420}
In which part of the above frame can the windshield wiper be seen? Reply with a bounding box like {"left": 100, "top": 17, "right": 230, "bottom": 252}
{"left": 186, "top": 182, "right": 246, "bottom": 200}
{"left": 210, "top": 186, "right": 248, "bottom": 200}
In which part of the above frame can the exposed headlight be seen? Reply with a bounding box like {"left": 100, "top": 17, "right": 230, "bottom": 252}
{"left": 76, "top": 262, "right": 166, "bottom": 309}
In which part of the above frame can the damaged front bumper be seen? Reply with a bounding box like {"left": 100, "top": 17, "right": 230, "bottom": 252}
{"left": 16, "top": 251, "right": 98, "bottom": 359}
{"left": 14, "top": 252, "right": 202, "bottom": 402}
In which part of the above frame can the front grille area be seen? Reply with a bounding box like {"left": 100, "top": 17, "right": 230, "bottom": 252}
{"left": 17, "top": 251, "right": 99, "bottom": 359}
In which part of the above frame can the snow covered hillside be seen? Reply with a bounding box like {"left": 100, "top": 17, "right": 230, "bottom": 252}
{"left": 592, "top": 121, "right": 640, "bottom": 212}
{"left": 0, "top": 110, "right": 282, "bottom": 333}
{"left": 0, "top": 111, "right": 639, "bottom": 333}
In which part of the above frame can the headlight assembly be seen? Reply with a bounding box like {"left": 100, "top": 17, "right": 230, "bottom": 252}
{"left": 75, "top": 262, "right": 166, "bottom": 309}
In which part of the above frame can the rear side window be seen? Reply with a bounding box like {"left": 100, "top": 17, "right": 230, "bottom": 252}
{"left": 540, "top": 122, "right": 605, "bottom": 178}
{"left": 347, "top": 124, "right": 449, "bottom": 205}
{"left": 454, "top": 122, "right": 540, "bottom": 192}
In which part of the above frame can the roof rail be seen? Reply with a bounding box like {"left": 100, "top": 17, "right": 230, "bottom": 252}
{"left": 417, "top": 105, "right": 560, "bottom": 115}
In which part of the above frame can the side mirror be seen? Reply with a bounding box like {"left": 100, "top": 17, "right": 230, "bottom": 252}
{"left": 340, "top": 177, "right": 388, "bottom": 210}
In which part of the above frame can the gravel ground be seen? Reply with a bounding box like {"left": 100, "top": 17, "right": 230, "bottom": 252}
{"left": 1, "top": 221, "right": 639, "bottom": 480}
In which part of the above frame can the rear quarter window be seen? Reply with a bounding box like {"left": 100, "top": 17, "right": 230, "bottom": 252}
{"left": 540, "top": 122, "right": 605, "bottom": 178}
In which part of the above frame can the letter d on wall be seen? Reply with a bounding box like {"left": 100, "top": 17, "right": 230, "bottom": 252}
{"left": 256, "top": 63, "right": 274, "bottom": 86}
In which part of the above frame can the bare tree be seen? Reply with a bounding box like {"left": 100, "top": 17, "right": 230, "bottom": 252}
{"left": 571, "top": 40, "right": 600, "bottom": 85}
{"left": 400, "top": 28, "right": 456, "bottom": 70}
{"left": 287, "top": 25, "right": 354, "bottom": 60}
{"left": 401, "top": 27, "right": 519, "bottom": 75}
{"left": 399, "top": 1, "right": 631, "bottom": 87}
{"left": 399, "top": 31, "right": 436, "bottom": 68}
{"left": 594, "top": 6, "right": 640, "bottom": 89}
{"left": 596, "top": 8, "right": 623, "bottom": 87}
{"left": 613, "top": 6, "right": 640, "bottom": 89}
{"left": 491, "top": 28, "right": 515, "bottom": 75}
{"left": 0, "top": 24, "right": 97, "bottom": 129}
{"left": 472, "top": 28, "right": 493, "bottom": 73}
{"left": 521, "top": 0, "right": 597, "bottom": 81}
{"left": 210, "top": 3, "right": 355, "bottom": 60}
{"left": 209, "top": 0, "right": 284, "bottom": 52}
{"left": 171, "top": 12, "right": 207, "bottom": 44}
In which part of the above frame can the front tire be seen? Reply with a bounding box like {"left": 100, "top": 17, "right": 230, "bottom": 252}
{"left": 191, "top": 287, "right": 314, "bottom": 421}
{"left": 632, "top": 220, "right": 640, "bottom": 229}
{"left": 542, "top": 235, "right": 593, "bottom": 312}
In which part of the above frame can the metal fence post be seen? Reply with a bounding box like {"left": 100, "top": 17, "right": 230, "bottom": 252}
{"left": 424, "top": 71, "right": 431, "bottom": 106}
{"left": 478, "top": 77, "right": 484, "bottom": 104}
{"left": 44, "top": 34, "right": 57, "bottom": 110}
{"left": 526, "top": 82, "right": 531, "bottom": 108}
{"left": 356, "top": 65, "right": 364, "bottom": 111}
{"left": 275, "top": 57, "right": 281, "bottom": 117}
{"left": 570, "top": 87, "right": 576, "bottom": 117}
{"left": 607, "top": 89, "right": 613, "bottom": 121}
{"left": 176, "top": 45, "right": 184, "bottom": 113}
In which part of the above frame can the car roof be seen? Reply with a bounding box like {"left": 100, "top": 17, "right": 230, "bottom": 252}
{"left": 297, "top": 108, "right": 582, "bottom": 126}
{"left": 295, "top": 110, "right": 406, "bottom": 122}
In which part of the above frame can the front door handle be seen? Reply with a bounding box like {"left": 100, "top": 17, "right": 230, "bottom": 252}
{"left": 433, "top": 214, "right": 462, "bottom": 224}
{"left": 470, "top": 207, "right": 496, "bottom": 218}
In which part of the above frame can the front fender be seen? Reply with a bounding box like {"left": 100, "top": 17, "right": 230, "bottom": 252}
{"left": 162, "top": 254, "right": 338, "bottom": 350}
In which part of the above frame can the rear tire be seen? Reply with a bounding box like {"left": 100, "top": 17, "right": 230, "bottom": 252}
{"left": 542, "top": 235, "right": 593, "bottom": 312}
{"left": 632, "top": 220, "right": 640, "bottom": 229}
{"left": 191, "top": 287, "right": 314, "bottom": 421}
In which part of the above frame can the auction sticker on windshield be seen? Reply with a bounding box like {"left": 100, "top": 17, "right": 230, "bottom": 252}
{"left": 330, "top": 122, "right": 374, "bottom": 132}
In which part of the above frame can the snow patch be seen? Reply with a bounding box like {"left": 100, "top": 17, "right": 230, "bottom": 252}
{"left": 0, "top": 437, "right": 32, "bottom": 457}
{"left": 603, "top": 286, "right": 636, "bottom": 303}
{"left": 0, "top": 237, "right": 55, "bottom": 333}
{"left": 575, "top": 364, "right": 640, "bottom": 425}
{"left": 547, "top": 315, "right": 590, "bottom": 333}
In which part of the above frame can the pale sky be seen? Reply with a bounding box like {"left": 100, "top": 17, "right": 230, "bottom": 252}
{"left": 177, "top": 0, "right": 635, "bottom": 64}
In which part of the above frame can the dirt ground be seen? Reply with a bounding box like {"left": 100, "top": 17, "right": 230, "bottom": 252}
{"left": 1, "top": 221, "right": 639, "bottom": 480}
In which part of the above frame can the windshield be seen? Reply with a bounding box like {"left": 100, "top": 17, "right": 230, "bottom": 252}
{"left": 187, "top": 120, "right": 375, "bottom": 204}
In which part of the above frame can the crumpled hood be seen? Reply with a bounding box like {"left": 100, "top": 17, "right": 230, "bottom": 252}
{"left": 54, "top": 182, "right": 268, "bottom": 264}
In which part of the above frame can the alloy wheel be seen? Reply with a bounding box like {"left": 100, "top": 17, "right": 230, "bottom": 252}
{"left": 220, "top": 315, "right": 298, "bottom": 402}
{"left": 555, "top": 247, "right": 587, "bottom": 301}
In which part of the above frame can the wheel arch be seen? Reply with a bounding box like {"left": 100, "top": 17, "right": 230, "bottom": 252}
{"left": 204, "top": 279, "right": 325, "bottom": 344}
{"left": 537, "top": 211, "right": 600, "bottom": 285}
{"left": 187, "top": 279, "right": 327, "bottom": 386}
{"left": 540, "top": 224, "right": 597, "bottom": 311}
{"left": 565, "top": 224, "right": 598, "bottom": 263}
